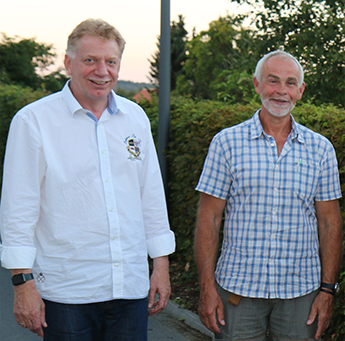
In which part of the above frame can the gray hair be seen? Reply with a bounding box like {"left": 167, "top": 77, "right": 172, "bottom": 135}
{"left": 254, "top": 50, "right": 304, "bottom": 87}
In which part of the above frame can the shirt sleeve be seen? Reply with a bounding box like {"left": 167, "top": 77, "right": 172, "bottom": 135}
{"left": 139, "top": 118, "right": 175, "bottom": 259}
{"left": 0, "top": 110, "right": 46, "bottom": 269}
{"left": 315, "top": 141, "right": 342, "bottom": 201}
{"left": 195, "top": 132, "right": 231, "bottom": 200}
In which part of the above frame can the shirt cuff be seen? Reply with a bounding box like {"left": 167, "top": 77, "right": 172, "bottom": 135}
{"left": 147, "top": 231, "right": 175, "bottom": 259}
{"left": 0, "top": 246, "right": 36, "bottom": 269}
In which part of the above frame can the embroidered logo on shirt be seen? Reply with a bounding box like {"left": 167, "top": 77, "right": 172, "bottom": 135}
{"left": 37, "top": 272, "right": 46, "bottom": 283}
{"left": 125, "top": 135, "right": 142, "bottom": 161}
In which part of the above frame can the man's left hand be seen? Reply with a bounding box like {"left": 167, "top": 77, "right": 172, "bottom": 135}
{"left": 148, "top": 256, "right": 171, "bottom": 316}
{"left": 307, "top": 291, "right": 334, "bottom": 340}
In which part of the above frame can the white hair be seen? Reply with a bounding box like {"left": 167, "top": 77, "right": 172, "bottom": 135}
{"left": 254, "top": 50, "right": 304, "bottom": 87}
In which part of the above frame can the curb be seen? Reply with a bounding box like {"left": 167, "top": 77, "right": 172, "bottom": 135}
{"left": 166, "top": 300, "right": 214, "bottom": 338}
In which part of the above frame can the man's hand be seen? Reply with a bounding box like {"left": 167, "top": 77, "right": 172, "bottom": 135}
{"left": 195, "top": 193, "right": 227, "bottom": 333}
{"left": 307, "top": 291, "right": 334, "bottom": 340}
{"left": 148, "top": 256, "right": 171, "bottom": 316}
{"left": 198, "top": 285, "right": 225, "bottom": 334}
{"left": 13, "top": 280, "right": 47, "bottom": 338}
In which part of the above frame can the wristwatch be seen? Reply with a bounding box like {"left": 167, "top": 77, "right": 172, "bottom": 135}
{"left": 11, "top": 273, "right": 34, "bottom": 286}
{"left": 320, "top": 282, "right": 339, "bottom": 296}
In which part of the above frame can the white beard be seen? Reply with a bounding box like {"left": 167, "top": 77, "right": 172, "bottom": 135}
{"left": 261, "top": 95, "right": 295, "bottom": 118}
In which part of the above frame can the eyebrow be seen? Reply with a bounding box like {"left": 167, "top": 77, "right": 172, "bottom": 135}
{"left": 267, "top": 74, "right": 298, "bottom": 83}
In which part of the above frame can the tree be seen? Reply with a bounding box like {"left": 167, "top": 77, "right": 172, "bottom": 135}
{"left": 175, "top": 15, "right": 257, "bottom": 100}
{"left": 148, "top": 15, "right": 188, "bottom": 90}
{"left": 0, "top": 34, "right": 68, "bottom": 92}
{"left": 231, "top": 0, "right": 345, "bottom": 107}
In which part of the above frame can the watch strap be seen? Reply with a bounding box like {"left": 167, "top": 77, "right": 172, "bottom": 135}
{"left": 11, "top": 273, "right": 34, "bottom": 286}
{"left": 321, "top": 282, "right": 335, "bottom": 290}
{"left": 320, "top": 287, "right": 335, "bottom": 296}
{"left": 320, "top": 282, "right": 339, "bottom": 295}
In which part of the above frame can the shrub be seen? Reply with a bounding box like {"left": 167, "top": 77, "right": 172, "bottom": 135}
{"left": 1, "top": 88, "right": 344, "bottom": 340}
{"left": 161, "top": 97, "right": 345, "bottom": 340}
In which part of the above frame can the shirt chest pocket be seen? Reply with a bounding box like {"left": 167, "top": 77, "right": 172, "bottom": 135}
{"left": 292, "top": 159, "right": 320, "bottom": 201}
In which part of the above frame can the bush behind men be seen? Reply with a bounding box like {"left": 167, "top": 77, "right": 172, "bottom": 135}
{"left": 195, "top": 50, "right": 342, "bottom": 341}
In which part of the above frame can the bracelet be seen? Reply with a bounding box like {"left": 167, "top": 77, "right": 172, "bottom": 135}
{"left": 320, "top": 288, "right": 335, "bottom": 296}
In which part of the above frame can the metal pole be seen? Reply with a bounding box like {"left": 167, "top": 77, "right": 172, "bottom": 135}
{"left": 158, "top": 0, "right": 171, "bottom": 193}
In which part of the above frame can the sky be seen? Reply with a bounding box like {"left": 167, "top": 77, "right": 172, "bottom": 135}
{"left": 1, "top": 0, "right": 251, "bottom": 83}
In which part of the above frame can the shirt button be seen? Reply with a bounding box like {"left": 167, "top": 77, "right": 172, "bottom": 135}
{"left": 109, "top": 207, "right": 114, "bottom": 212}
{"left": 111, "top": 236, "right": 116, "bottom": 240}
{"left": 271, "top": 142, "right": 275, "bottom": 147}
{"left": 101, "top": 150, "right": 106, "bottom": 154}
{"left": 115, "top": 263, "right": 119, "bottom": 267}
{"left": 105, "top": 178, "right": 109, "bottom": 183}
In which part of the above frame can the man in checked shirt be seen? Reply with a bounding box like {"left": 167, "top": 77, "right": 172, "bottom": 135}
{"left": 195, "top": 50, "right": 342, "bottom": 341}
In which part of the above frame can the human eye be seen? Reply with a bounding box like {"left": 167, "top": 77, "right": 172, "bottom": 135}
{"left": 85, "top": 58, "right": 94, "bottom": 63}
{"left": 268, "top": 77, "right": 277, "bottom": 84}
{"left": 288, "top": 80, "right": 297, "bottom": 86}
{"left": 108, "top": 60, "right": 116, "bottom": 66}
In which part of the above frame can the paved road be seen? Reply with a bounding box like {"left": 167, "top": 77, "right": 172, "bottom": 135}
{"left": 0, "top": 267, "right": 212, "bottom": 340}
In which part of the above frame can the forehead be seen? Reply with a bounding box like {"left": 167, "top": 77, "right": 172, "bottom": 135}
{"left": 75, "top": 35, "right": 121, "bottom": 57}
{"left": 262, "top": 55, "right": 300, "bottom": 80}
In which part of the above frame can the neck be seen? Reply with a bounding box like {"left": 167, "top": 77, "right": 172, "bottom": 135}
{"left": 259, "top": 109, "right": 292, "bottom": 137}
{"left": 81, "top": 101, "right": 107, "bottom": 120}
{"left": 68, "top": 82, "right": 109, "bottom": 120}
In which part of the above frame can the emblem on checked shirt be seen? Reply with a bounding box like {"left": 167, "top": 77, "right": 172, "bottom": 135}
{"left": 125, "top": 135, "right": 142, "bottom": 161}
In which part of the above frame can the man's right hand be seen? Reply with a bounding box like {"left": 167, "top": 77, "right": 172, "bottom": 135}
{"left": 198, "top": 285, "right": 225, "bottom": 334}
{"left": 13, "top": 280, "right": 47, "bottom": 338}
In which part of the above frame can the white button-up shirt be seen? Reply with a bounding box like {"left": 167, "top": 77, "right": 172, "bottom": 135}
{"left": 0, "top": 82, "right": 175, "bottom": 303}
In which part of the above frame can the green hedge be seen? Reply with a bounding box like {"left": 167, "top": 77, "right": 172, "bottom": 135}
{"left": 163, "top": 96, "right": 345, "bottom": 340}
{"left": 143, "top": 95, "right": 345, "bottom": 340}
{"left": 1, "top": 86, "right": 344, "bottom": 339}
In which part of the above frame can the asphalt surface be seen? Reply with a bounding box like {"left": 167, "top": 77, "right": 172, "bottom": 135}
{"left": 0, "top": 267, "right": 213, "bottom": 340}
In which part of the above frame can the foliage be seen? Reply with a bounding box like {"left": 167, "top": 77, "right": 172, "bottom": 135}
{"left": 231, "top": 0, "right": 345, "bottom": 107}
{"left": 115, "top": 87, "right": 137, "bottom": 99}
{"left": 175, "top": 15, "right": 257, "bottom": 100}
{"left": 148, "top": 15, "right": 188, "bottom": 90}
{"left": 0, "top": 34, "right": 68, "bottom": 92}
{"left": 1, "top": 79, "right": 344, "bottom": 339}
{"left": 115, "top": 80, "right": 153, "bottom": 94}
{"left": 145, "top": 97, "right": 345, "bottom": 340}
{"left": 216, "top": 69, "right": 259, "bottom": 103}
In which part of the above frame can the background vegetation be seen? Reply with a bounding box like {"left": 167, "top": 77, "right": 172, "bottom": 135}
{"left": 141, "top": 96, "right": 345, "bottom": 341}
{"left": 0, "top": 0, "right": 344, "bottom": 339}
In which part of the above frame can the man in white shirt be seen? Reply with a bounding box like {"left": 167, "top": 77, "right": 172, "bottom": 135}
{"left": 0, "top": 18, "right": 175, "bottom": 340}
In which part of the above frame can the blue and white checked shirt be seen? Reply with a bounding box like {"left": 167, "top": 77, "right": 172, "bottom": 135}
{"left": 196, "top": 110, "right": 341, "bottom": 299}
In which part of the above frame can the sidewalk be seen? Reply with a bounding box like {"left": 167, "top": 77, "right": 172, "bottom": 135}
{"left": 0, "top": 267, "right": 213, "bottom": 340}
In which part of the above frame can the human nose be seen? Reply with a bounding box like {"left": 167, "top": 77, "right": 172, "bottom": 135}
{"left": 276, "top": 83, "right": 288, "bottom": 94}
{"left": 95, "top": 61, "right": 108, "bottom": 76}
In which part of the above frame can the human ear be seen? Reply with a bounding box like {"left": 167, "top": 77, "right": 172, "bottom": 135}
{"left": 253, "top": 77, "right": 261, "bottom": 95}
{"left": 64, "top": 55, "right": 73, "bottom": 76}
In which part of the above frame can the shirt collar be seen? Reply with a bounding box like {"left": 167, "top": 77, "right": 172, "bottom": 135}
{"left": 250, "top": 109, "right": 304, "bottom": 143}
{"left": 61, "top": 80, "right": 119, "bottom": 116}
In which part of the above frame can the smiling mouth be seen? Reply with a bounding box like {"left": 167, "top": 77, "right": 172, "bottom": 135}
{"left": 90, "top": 79, "right": 110, "bottom": 85}
{"left": 271, "top": 98, "right": 289, "bottom": 105}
